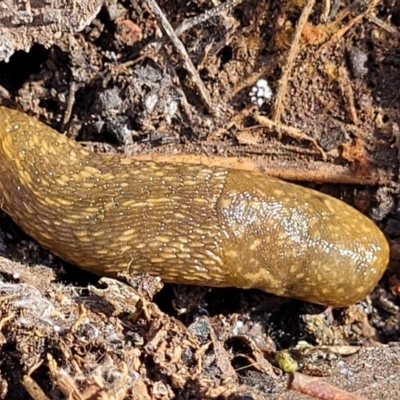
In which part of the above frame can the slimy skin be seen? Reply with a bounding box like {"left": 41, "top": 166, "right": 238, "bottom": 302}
{"left": 0, "top": 106, "right": 390, "bottom": 306}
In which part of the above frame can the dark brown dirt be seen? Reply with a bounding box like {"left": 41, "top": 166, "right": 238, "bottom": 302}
{"left": 1, "top": 1, "right": 400, "bottom": 399}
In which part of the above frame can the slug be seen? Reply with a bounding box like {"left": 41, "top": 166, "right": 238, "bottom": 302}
{"left": 0, "top": 106, "right": 389, "bottom": 307}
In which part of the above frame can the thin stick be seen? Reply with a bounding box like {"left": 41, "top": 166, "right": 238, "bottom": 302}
{"left": 145, "top": 0, "right": 215, "bottom": 116}
{"left": 319, "top": 0, "right": 381, "bottom": 53}
{"left": 20, "top": 374, "right": 51, "bottom": 400}
{"left": 338, "top": 66, "right": 359, "bottom": 125}
{"left": 272, "top": 0, "right": 316, "bottom": 123}
{"left": 61, "top": 80, "right": 79, "bottom": 132}
{"left": 253, "top": 112, "right": 327, "bottom": 160}
{"left": 175, "top": 0, "right": 244, "bottom": 36}
{"left": 368, "top": 14, "right": 399, "bottom": 36}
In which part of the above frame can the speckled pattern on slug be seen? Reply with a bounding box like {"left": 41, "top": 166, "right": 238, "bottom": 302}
{"left": 218, "top": 170, "right": 389, "bottom": 305}
{"left": 0, "top": 107, "right": 390, "bottom": 306}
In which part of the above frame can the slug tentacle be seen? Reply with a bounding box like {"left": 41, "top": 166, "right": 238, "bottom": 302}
{"left": 0, "top": 106, "right": 389, "bottom": 306}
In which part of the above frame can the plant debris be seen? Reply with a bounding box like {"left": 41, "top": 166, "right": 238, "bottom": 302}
{"left": 1, "top": 0, "right": 400, "bottom": 399}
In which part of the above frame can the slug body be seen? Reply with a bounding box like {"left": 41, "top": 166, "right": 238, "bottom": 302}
{"left": 0, "top": 106, "right": 389, "bottom": 306}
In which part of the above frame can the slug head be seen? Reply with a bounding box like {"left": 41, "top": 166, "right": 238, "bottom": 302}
{"left": 218, "top": 170, "right": 389, "bottom": 307}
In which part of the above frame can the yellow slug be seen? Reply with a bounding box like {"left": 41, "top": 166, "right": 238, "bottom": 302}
{"left": 0, "top": 106, "right": 390, "bottom": 306}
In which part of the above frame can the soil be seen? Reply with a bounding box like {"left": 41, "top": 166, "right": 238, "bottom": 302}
{"left": 1, "top": 0, "right": 400, "bottom": 399}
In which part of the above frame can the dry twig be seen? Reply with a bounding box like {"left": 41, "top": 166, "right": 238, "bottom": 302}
{"left": 175, "top": 0, "right": 244, "bottom": 36}
{"left": 318, "top": 0, "right": 382, "bottom": 53}
{"left": 144, "top": 0, "right": 215, "bottom": 115}
{"left": 253, "top": 112, "right": 327, "bottom": 160}
{"left": 20, "top": 374, "right": 50, "bottom": 400}
{"left": 61, "top": 80, "right": 79, "bottom": 132}
{"left": 338, "top": 66, "right": 359, "bottom": 125}
{"left": 368, "top": 14, "right": 400, "bottom": 35}
{"left": 272, "top": 0, "right": 316, "bottom": 123}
